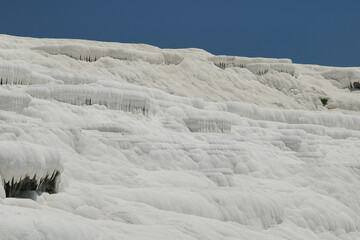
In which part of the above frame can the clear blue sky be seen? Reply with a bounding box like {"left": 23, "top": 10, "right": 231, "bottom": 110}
{"left": 1, "top": 0, "right": 359, "bottom": 66}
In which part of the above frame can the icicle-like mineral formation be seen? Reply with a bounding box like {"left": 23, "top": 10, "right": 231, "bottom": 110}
{"left": 0, "top": 141, "right": 63, "bottom": 198}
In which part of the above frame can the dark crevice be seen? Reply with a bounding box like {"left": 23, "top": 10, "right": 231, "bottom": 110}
{"left": 4, "top": 171, "right": 60, "bottom": 198}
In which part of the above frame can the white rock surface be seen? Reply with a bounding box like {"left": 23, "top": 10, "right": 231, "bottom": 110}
{"left": 0, "top": 34, "right": 359, "bottom": 239}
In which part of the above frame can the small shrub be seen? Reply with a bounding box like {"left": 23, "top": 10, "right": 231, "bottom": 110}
{"left": 320, "top": 97, "right": 328, "bottom": 106}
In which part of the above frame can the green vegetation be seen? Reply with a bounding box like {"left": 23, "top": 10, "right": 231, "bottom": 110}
{"left": 320, "top": 97, "right": 328, "bottom": 106}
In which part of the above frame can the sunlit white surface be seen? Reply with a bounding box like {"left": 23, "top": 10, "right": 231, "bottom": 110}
{"left": 0, "top": 34, "right": 360, "bottom": 239}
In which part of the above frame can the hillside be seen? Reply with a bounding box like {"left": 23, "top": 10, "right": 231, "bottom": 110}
{"left": 0, "top": 35, "right": 360, "bottom": 240}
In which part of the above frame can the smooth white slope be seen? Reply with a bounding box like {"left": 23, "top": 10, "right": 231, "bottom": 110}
{"left": 0, "top": 35, "right": 359, "bottom": 240}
